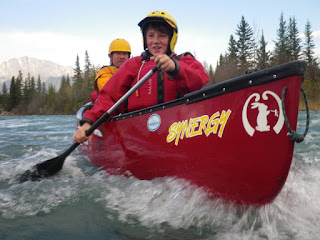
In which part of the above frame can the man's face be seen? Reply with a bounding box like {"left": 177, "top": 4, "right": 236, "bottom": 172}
{"left": 110, "top": 52, "right": 130, "bottom": 68}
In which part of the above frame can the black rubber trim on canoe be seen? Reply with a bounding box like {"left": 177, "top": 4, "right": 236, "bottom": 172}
{"left": 105, "top": 60, "right": 307, "bottom": 122}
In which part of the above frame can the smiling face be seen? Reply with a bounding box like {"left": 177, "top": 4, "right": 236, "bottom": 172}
{"left": 145, "top": 24, "right": 170, "bottom": 56}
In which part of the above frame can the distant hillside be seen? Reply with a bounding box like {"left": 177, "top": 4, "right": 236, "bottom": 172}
{"left": 0, "top": 56, "right": 74, "bottom": 90}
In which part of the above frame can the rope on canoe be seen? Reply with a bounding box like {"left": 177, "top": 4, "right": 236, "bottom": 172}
{"left": 281, "top": 86, "right": 310, "bottom": 143}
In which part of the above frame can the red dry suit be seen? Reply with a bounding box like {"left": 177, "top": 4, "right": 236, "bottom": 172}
{"left": 82, "top": 53, "right": 209, "bottom": 124}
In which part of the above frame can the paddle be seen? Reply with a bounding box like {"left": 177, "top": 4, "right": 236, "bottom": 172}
{"left": 17, "top": 65, "right": 159, "bottom": 183}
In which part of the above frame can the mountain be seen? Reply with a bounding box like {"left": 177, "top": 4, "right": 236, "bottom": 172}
{"left": 0, "top": 57, "right": 74, "bottom": 90}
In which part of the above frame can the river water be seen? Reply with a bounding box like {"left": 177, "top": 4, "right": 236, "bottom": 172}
{"left": 0, "top": 112, "right": 319, "bottom": 240}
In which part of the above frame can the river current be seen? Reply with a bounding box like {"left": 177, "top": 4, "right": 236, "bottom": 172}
{"left": 0, "top": 112, "right": 319, "bottom": 240}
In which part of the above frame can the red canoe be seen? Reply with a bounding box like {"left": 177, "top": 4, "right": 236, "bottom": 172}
{"left": 77, "top": 61, "right": 308, "bottom": 205}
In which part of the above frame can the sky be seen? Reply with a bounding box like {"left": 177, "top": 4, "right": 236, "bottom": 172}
{"left": 1, "top": 0, "right": 320, "bottom": 69}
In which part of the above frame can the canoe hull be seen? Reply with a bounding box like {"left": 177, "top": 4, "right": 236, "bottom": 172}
{"left": 79, "top": 61, "right": 306, "bottom": 205}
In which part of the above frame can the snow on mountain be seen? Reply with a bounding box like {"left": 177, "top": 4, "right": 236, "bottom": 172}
{"left": 0, "top": 56, "right": 73, "bottom": 89}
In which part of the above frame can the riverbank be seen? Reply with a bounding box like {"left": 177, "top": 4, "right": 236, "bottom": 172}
{"left": 0, "top": 109, "right": 13, "bottom": 116}
{"left": 299, "top": 93, "right": 320, "bottom": 111}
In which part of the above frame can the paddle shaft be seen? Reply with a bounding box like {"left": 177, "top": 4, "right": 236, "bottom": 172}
{"left": 17, "top": 65, "right": 159, "bottom": 182}
{"left": 86, "top": 65, "right": 158, "bottom": 136}
{"left": 62, "top": 66, "right": 159, "bottom": 157}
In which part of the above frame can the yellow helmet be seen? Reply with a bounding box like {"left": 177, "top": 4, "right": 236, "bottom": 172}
{"left": 138, "top": 10, "right": 178, "bottom": 54}
{"left": 108, "top": 39, "right": 131, "bottom": 55}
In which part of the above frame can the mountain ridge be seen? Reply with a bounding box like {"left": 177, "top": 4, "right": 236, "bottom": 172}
{"left": 0, "top": 56, "right": 74, "bottom": 89}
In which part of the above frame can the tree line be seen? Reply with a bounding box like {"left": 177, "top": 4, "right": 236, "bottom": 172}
{"left": 0, "top": 12, "right": 319, "bottom": 115}
{"left": 213, "top": 13, "right": 318, "bottom": 80}
{"left": 0, "top": 51, "right": 96, "bottom": 115}
{"left": 210, "top": 13, "right": 319, "bottom": 109}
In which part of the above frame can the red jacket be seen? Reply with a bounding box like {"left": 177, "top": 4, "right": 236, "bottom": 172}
{"left": 83, "top": 53, "right": 209, "bottom": 124}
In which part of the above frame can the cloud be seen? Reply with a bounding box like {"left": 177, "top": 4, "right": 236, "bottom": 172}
{"left": 2, "top": 29, "right": 318, "bottom": 68}
{"left": 176, "top": 32, "right": 227, "bottom": 67}
{"left": 0, "top": 31, "right": 142, "bottom": 68}
{"left": 0, "top": 31, "right": 91, "bottom": 67}
{"left": 311, "top": 30, "right": 320, "bottom": 60}
{"left": 0, "top": 30, "right": 223, "bottom": 69}
{"left": 312, "top": 30, "right": 320, "bottom": 38}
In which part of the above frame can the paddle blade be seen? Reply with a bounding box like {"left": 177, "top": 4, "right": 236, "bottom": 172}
{"left": 17, "top": 154, "right": 66, "bottom": 183}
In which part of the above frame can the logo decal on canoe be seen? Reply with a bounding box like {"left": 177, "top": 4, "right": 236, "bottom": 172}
{"left": 166, "top": 110, "right": 231, "bottom": 146}
{"left": 242, "top": 91, "right": 284, "bottom": 136}
{"left": 148, "top": 114, "right": 161, "bottom": 131}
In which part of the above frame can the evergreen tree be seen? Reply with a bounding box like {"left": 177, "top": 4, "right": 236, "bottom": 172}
{"left": 221, "top": 34, "right": 241, "bottom": 78}
{"left": 219, "top": 54, "right": 223, "bottom": 65}
{"left": 208, "top": 64, "right": 215, "bottom": 85}
{"left": 84, "top": 50, "right": 91, "bottom": 82}
{"left": 57, "top": 75, "right": 67, "bottom": 112}
{"left": 288, "top": 16, "right": 301, "bottom": 60}
{"left": 202, "top": 61, "right": 209, "bottom": 73}
{"left": 84, "top": 50, "right": 95, "bottom": 96}
{"left": 256, "top": 31, "right": 271, "bottom": 70}
{"left": 2, "top": 82, "right": 8, "bottom": 97}
{"left": 22, "top": 73, "right": 31, "bottom": 103}
{"left": 66, "top": 74, "right": 71, "bottom": 86}
{"left": 235, "top": 15, "right": 256, "bottom": 70}
{"left": 0, "top": 91, "right": 2, "bottom": 112}
{"left": 8, "top": 76, "right": 17, "bottom": 111}
{"left": 303, "top": 20, "right": 317, "bottom": 65}
{"left": 30, "top": 76, "right": 36, "bottom": 98}
{"left": 1, "top": 82, "right": 8, "bottom": 111}
{"left": 63, "top": 74, "right": 73, "bottom": 114}
{"left": 15, "top": 70, "right": 23, "bottom": 106}
{"left": 41, "top": 81, "right": 47, "bottom": 108}
{"left": 228, "top": 34, "right": 238, "bottom": 60}
{"left": 273, "top": 12, "right": 289, "bottom": 65}
{"left": 91, "top": 65, "right": 97, "bottom": 90}
{"left": 25, "top": 75, "right": 40, "bottom": 115}
{"left": 73, "top": 54, "right": 83, "bottom": 98}
{"left": 36, "top": 75, "right": 42, "bottom": 96}
{"left": 46, "top": 84, "right": 57, "bottom": 113}
{"left": 59, "top": 75, "right": 67, "bottom": 94}
{"left": 74, "top": 54, "right": 82, "bottom": 81}
{"left": 42, "top": 82, "right": 46, "bottom": 95}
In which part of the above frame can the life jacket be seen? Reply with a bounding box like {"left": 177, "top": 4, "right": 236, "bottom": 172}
{"left": 134, "top": 51, "right": 194, "bottom": 104}
{"left": 82, "top": 52, "right": 209, "bottom": 123}
{"left": 94, "top": 65, "right": 118, "bottom": 92}
{"left": 127, "top": 53, "right": 182, "bottom": 111}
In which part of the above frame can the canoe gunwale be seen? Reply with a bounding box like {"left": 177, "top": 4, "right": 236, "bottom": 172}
{"left": 186, "top": 60, "right": 307, "bottom": 104}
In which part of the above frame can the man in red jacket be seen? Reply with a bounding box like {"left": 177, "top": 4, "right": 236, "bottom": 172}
{"left": 73, "top": 10, "right": 209, "bottom": 143}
